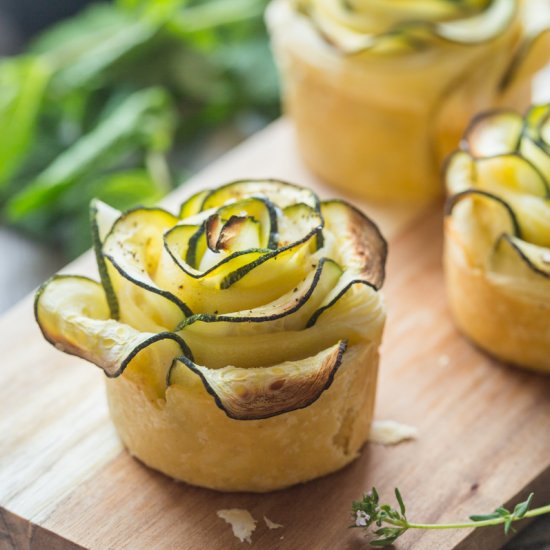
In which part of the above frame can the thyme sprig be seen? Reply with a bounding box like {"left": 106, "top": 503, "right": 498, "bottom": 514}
{"left": 351, "top": 488, "right": 550, "bottom": 547}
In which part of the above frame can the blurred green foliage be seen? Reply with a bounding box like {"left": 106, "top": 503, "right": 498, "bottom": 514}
{"left": 0, "top": 0, "right": 279, "bottom": 258}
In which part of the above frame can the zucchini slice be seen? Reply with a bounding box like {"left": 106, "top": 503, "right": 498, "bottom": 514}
{"left": 519, "top": 137, "right": 550, "bottom": 186}
{"left": 434, "top": 0, "right": 515, "bottom": 44}
{"left": 35, "top": 275, "right": 190, "bottom": 397}
{"left": 164, "top": 223, "right": 269, "bottom": 284}
{"left": 200, "top": 179, "right": 320, "bottom": 211}
{"left": 167, "top": 340, "right": 347, "bottom": 420}
{"left": 525, "top": 104, "right": 550, "bottom": 138}
{"left": 103, "top": 207, "right": 191, "bottom": 331}
{"left": 445, "top": 150, "right": 476, "bottom": 195}
{"left": 445, "top": 189, "right": 521, "bottom": 265}
{"left": 205, "top": 214, "right": 223, "bottom": 252}
{"left": 500, "top": 193, "right": 550, "bottom": 247}
{"left": 185, "top": 223, "right": 207, "bottom": 269}
{"left": 218, "top": 228, "right": 320, "bottom": 289}
{"left": 306, "top": 277, "right": 383, "bottom": 337}
{"left": 178, "top": 189, "right": 210, "bottom": 219}
{"left": 463, "top": 110, "right": 524, "bottom": 158}
{"left": 90, "top": 199, "right": 121, "bottom": 319}
{"left": 490, "top": 234, "right": 550, "bottom": 281}
{"left": 474, "top": 154, "right": 549, "bottom": 198}
{"left": 214, "top": 216, "right": 261, "bottom": 254}
{"left": 320, "top": 200, "right": 387, "bottom": 289}
{"left": 213, "top": 197, "right": 279, "bottom": 250}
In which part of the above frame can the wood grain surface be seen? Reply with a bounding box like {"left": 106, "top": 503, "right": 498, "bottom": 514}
{"left": 1, "top": 119, "right": 549, "bottom": 550}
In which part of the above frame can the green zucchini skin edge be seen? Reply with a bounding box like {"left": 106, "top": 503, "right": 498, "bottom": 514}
{"left": 175, "top": 257, "right": 334, "bottom": 330}
{"left": 34, "top": 274, "right": 194, "bottom": 378}
{"left": 219, "top": 223, "right": 323, "bottom": 289}
{"left": 185, "top": 223, "right": 206, "bottom": 268}
{"left": 102, "top": 331, "right": 193, "bottom": 379}
{"left": 102, "top": 205, "right": 193, "bottom": 320}
{"left": 322, "top": 198, "right": 388, "bottom": 290}
{"left": 462, "top": 107, "right": 524, "bottom": 151}
{"left": 198, "top": 178, "right": 322, "bottom": 211}
{"left": 305, "top": 279, "right": 377, "bottom": 328}
{"left": 90, "top": 201, "right": 120, "bottom": 320}
{"left": 167, "top": 339, "right": 348, "bottom": 420}
{"left": 104, "top": 253, "right": 193, "bottom": 319}
{"left": 494, "top": 233, "right": 550, "bottom": 280}
{"left": 33, "top": 274, "right": 93, "bottom": 343}
{"left": 208, "top": 196, "right": 280, "bottom": 250}
{"left": 444, "top": 188, "right": 522, "bottom": 238}
{"left": 164, "top": 236, "right": 273, "bottom": 281}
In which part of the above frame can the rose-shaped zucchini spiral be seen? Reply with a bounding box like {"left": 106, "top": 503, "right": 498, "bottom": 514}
{"left": 445, "top": 106, "right": 550, "bottom": 372}
{"left": 35, "top": 180, "right": 387, "bottom": 491}
{"left": 266, "top": 0, "right": 550, "bottom": 203}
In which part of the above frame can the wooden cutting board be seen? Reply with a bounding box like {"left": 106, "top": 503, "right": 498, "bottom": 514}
{"left": 1, "top": 119, "right": 549, "bottom": 550}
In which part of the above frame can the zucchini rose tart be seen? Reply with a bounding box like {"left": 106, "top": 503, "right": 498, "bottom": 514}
{"left": 266, "top": 0, "right": 550, "bottom": 203}
{"left": 445, "top": 106, "right": 550, "bottom": 372}
{"left": 35, "top": 180, "right": 388, "bottom": 491}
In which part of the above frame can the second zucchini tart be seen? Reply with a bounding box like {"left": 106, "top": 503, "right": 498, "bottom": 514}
{"left": 445, "top": 105, "right": 550, "bottom": 372}
{"left": 35, "top": 179, "right": 388, "bottom": 491}
{"left": 267, "top": 0, "right": 550, "bottom": 203}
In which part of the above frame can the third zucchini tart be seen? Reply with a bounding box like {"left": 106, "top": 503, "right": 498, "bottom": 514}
{"left": 35, "top": 179, "right": 388, "bottom": 491}
{"left": 445, "top": 105, "right": 550, "bottom": 372}
{"left": 266, "top": 0, "right": 550, "bottom": 203}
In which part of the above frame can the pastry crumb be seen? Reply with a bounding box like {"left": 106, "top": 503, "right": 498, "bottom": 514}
{"left": 369, "top": 420, "right": 418, "bottom": 445}
{"left": 264, "top": 516, "right": 284, "bottom": 530}
{"left": 217, "top": 509, "right": 257, "bottom": 544}
{"left": 438, "top": 354, "right": 450, "bottom": 367}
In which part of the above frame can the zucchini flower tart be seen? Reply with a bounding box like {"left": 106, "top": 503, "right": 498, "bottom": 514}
{"left": 266, "top": 0, "right": 550, "bottom": 203}
{"left": 35, "top": 180, "right": 388, "bottom": 492}
{"left": 445, "top": 106, "right": 550, "bottom": 372}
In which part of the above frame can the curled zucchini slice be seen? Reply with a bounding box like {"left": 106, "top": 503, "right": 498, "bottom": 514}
{"left": 35, "top": 179, "right": 387, "bottom": 420}
{"left": 35, "top": 275, "right": 190, "bottom": 397}
{"left": 491, "top": 234, "right": 550, "bottom": 281}
{"left": 102, "top": 207, "right": 192, "bottom": 332}
{"left": 320, "top": 200, "right": 387, "bottom": 290}
{"left": 200, "top": 178, "right": 320, "bottom": 211}
{"left": 168, "top": 340, "right": 347, "bottom": 420}
{"left": 90, "top": 199, "right": 121, "bottom": 319}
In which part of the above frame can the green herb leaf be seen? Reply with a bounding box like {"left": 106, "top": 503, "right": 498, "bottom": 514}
{"left": 395, "top": 488, "right": 406, "bottom": 517}
{"left": 513, "top": 493, "right": 534, "bottom": 519}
